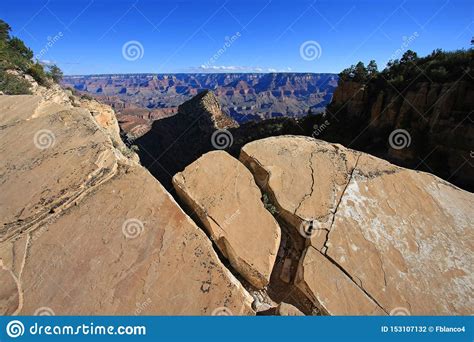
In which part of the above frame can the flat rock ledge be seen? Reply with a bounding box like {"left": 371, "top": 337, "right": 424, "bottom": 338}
{"left": 173, "top": 151, "right": 281, "bottom": 289}
{"left": 240, "top": 135, "right": 474, "bottom": 315}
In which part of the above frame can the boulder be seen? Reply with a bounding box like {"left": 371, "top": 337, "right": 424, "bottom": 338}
{"left": 241, "top": 136, "right": 474, "bottom": 315}
{"left": 0, "top": 166, "right": 253, "bottom": 315}
{"left": 173, "top": 151, "right": 281, "bottom": 289}
{"left": 324, "top": 153, "right": 474, "bottom": 315}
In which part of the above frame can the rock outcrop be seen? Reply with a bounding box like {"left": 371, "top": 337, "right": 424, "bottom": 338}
{"left": 0, "top": 93, "right": 254, "bottom": 315}
{"left": 177, "top": 90, "right": 238, "bottom": 130}
{"left": 173, "top": 151, "right": 281, "bottom": 289}
{"left": 322, "top": 79, "right": 474, "bottom": 192}
{"left": 240, "top": 136, "right": 473, "bottom": 315}
{"left": 240, "top": 136, "right": 359, "bottom": 249}
{"left": 136, "top": 90, "right": 238, "bottom": 191}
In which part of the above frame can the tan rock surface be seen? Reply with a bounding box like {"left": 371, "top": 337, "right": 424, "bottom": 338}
{"left": 0, "top": 95, "right": 254, "bottom": 315}
{"left": 0, "top": 95, "right": 68, "bottom": 126}
{"left": 240, "top": 136, "right": 359, "bottom": 248}
{"left": 276, "top": 302, "right": 305, "bottom": 316}
{"left": 173, "top": 151, "right": 281, "bottom": 289}
{"left": 0, "top": 107, "right": 118, "bottom": 242}
{"left": 79, "top": 98, "right": 125, "bottom": 149}
{"left": 241, "top": 135, "right": 474, "bottom": 315}
{"left": 326, "top": 153, "right": 474, "bottom": 315}
{"left": 1, "top": 166, "right": 253, "bottom": 315}
{"left": 296, "top": 247, "right": 385, "bottom": 315}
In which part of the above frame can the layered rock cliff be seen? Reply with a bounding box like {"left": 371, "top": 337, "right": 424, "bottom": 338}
{"left": 319, "top": 78, "right": 473, "bottom": 191}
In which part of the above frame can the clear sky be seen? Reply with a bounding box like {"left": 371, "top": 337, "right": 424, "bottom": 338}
{"left": 1, "top": 0, "right": 472, "bottom": 75}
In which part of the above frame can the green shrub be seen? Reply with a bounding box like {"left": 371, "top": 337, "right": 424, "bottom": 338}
{"left": 262, "top": 193, "right": 278, "bottom": 215}
{"left": 46, "top": 64, "right": 63, "bottom": 83}
{"left": 80, "top": 93, "right": 94, "bottom": 100}
{"left": 27, "top": 62, "right": 49, "bottom": 86}
{"left": 0, "top": 69, "right": 32, "bottom": 94}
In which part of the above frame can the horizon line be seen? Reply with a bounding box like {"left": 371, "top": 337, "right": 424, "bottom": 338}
{"left": 62, "top": 71, "right": 340, "bottom": 77}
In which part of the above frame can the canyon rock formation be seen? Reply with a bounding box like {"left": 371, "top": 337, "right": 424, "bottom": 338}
{"left": 321, "top": 79, "right": 474, "bottom": 192}
{"left": 0, "top": 89, "right": 253, "bottom": 315}
{"left": 1, "top": 83, "right": 472, "bottom": 316}
{"left": 63, "top": 73, "right": 338, "bottom": 132}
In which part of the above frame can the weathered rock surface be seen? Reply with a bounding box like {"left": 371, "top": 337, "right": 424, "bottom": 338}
{"left": 0, "top": 95, "right": 254, "bottom": 315}
{"left": 177, "top": 90, "right": 238, "bottom": 130}
{"left": 296, "top": 247, "right": 385, "bottom": 315}
{"left": 325, "top": 153, "right": 474, "bottom": 315}
{"left": 240, "top": 136, "right": 359, "bottom": 249}
{"left": 241, "top": 135, "right": 474, "bottom": 315}
{"left": 78, "top": 97, "right": 125, "bottom": 149}
{"left": 173, "top": 151, "right": 281, "bottom": 289}
{"left": 0, "top": 107, "right": 118, "bottom": 242}
{"left": 0, "top": 95, "right": 69, "bottom": 126}
{"left": 276, "top": 302, "right": 305, "bottom": 316}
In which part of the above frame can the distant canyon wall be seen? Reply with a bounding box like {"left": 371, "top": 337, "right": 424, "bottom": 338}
{"left": 62, "top": 73, "right": 338, "bottom": 127}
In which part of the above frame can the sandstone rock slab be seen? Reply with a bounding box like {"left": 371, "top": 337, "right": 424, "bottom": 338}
{"left": 0, "top": 165, "right": 254, "bottom": 315}
{"left": 0, "top": 107, "right": 117, "bottom": 242}
{"left": 0, "top": 95, "right": 68, "bottom": 126}
{"left": 240, "top": 135, "right": 359, "bottom": 248}
{"left": 325, "top": 153, "right": 474, "bottom": 315}
{"left": 276, "top": 302, "right": 305, "bottom": 316}
{"left": 173, "top": 151, "right": 281, "bottom": 289}
{"left": 241, "top": 136, "right": 474, "bottom": 315}
{"left": 296, "top": 246, "right": 385, "bottom": 315}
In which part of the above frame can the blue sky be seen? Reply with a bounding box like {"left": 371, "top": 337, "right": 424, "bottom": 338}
{"left": 0, "top": 0, "right": 472, "bottom": 75}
